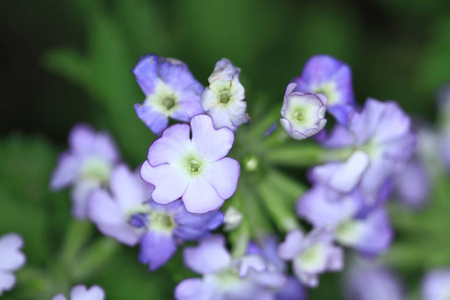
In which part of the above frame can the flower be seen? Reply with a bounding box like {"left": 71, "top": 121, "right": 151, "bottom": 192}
{"left": 88, "top": 164, "right": 223, "bottom": 270}
{"left": 140, "top": 114, "right": 240, "bottom": 214}
{"left": 52, "top": 285, "right": 105, "bottom": 300}
{"left": 321, "top": 99, "right": 416, "bottom": 206}
{"left": 292, "top": 54, "right": 355, "bottom": 124}
{"left": 0, "top": 233, "right": 25, "bottom": 296}
{"left": 280, "top": 83, "right": 327, "bottom": 140}
{"left": 277, "top": 228, "right": 343, "bottom": 287}
{"left": 422, "top": 268, "right": 450, "bottom": 300}
{"left": 87, "top": 164, "right": 154, "bottom": 246}
{"left": 344, "top": 257, "right": 404, "bottom": 300}
{"left": 133, "top": 54, "right": 204, "bottom": 135}
{"left": 201, "top": 58, "right": 250, "bottom": 131}
{"left": 175, "top": 235, "right": 286, "bottom": 300}
{"left": 394, "top": 157, "right": 430, "bottom": 208}
{"left": 50, "top": 124, "right": 120, "bottom": 219}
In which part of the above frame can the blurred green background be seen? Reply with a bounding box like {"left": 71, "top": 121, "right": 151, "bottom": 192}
{"left": 2, "top": 0, "right": 450, "bottom": 299}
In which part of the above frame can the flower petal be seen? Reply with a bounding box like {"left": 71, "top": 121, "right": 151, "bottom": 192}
{"left": 182, "top": 177, "right": 225, "bottom": 214}
{"left": 278, "top": 230, "right": 304, "bottom": 260}
{"left": 0, "top": 233, "right": 25, "bottom": 271}
{"left": 138, "top": 231, "right": 177, "bottom": 271}
{"left": 204, "top": 158, "right": 240, "bottom": 200}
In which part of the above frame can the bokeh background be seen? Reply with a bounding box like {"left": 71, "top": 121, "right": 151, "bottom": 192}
{"left": 2, "top": 0, "right": 450, "bottom": 299}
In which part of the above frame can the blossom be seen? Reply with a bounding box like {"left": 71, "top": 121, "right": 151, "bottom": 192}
{"left": 175, "top": 235, "right": 286, "bottom": 300}
{"left": 88, "top": 164, "right": 223, "bottom": 270}
{"left": 422, "top": 268, "right": 450, "bottom": 300}
{"left": 140, "top": 114, "right": 240, "bottom": 214}
{"left": 320, "top": 99, "right": 416, "bottom": 206}
{"left": 52, "top": 285, "right": 105, "bottom": 300}
{"left": 133, "top": 54, "right": 204, "bottom": 135}
{"left": 292, "top": 54, "right": 355, "bottom": 124}
{"left": 50, "top": 124, "right": 120, "bottom": 219}
{"left": 0, "top": 233, "right": 25, "bottom": 296}
{"left": 278, "top": 228, "right": 343, "bottom": 287}
{"left": 201, "top": 58, "right": 250, "bottom": 131}
{"left": 394, "top": 157, "right": 430, "bottom": 208}
{"left": 280, "top": 83, "right": 327, "bottom": 140}
{"left": 87, "top": 164, "right": 154, "bottom": 246}
{"left": 344, "top": 257, "right": 404, "bottom": 300}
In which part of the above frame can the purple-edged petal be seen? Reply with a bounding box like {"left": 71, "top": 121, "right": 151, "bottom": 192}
{"left": 174, "top": 207, "right": 223, "bottom": 240}
{"left": 191, "top": 115, "right": 235, "bottom": 162}
{"left": 147, "top": 123, "right": 191, "bottom": 166}
{"left": 138, "top": 231, "right": 177, "bottom": 271}
{"left": 183, "top": 235, "right": 231, "bottom": 274}
{"left": 140, "top": 162, "right": 188, "bottom": 205}
{"left": 204, "top": 158, "right": 240, "bottom": 200}
{"left": 182, "top": 177, "right": 225, "bottom": 214}
{"left": 278, "top": 230, "right": 304, "bottom": 260}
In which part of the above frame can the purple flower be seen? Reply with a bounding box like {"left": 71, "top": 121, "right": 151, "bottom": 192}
{"left": 0, "top": 233, "right": 25, "bottom": 296}
{"left": 292, "top": 54, "right": 355, "bottom": 124}
{"left": 280, "top": 83, "right": 327, "bottom": 140}
{"left": 422, "top": 268, "right": 450, "bottom": 300}
{"left": 87, "top": 164, "right": 154, "bottom": 246}
{"left": 344, "top": 257, "right": 404, "bottom": 300}
{"left": 175, "top": 235, "right": 286, "bottom": 300}
{"left": 50, "top": 124, "right": 120, "bottom": 219}
{"left": 201, "top": 59, "right": 250, "bottom": 131}
{"left": 278, "top": 228, "right": 343, "bottom": 287}
{"left": 140, "top": 114, "right": 240, "bottom": 214}
{"left": 88, "top": 165, "right": 223, "bottom": 270}
{"left": 320, "top": 99, "right": 416, "bottom": 206}
{"left": 52, "top": 285, "right": 105, "bottom": 300}
{"left": 133, "top": 54, "right": 204, "bottom": 135}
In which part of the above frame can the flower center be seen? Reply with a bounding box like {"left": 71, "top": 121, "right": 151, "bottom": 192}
{"left": 189, "top": 160, "right": 201, "bottom": 174}
{"left": 80, "top": 158, "right": 111, "bottom": 183}
{"left": 219, "top": 91, "right": 231, "bottom": 104}
{"left": 150, "top": 212, "right": 176, "bottom": 232}
{"left": 162, "top": 95, "right": 176, "bottom": 110}
{"left": 155, "top": 214, "right": 174, "bottom": 228}
{"left": 294, "top": 110, "right": 305, "bottom": 122}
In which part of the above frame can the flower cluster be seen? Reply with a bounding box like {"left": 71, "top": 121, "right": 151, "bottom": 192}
{"left": 44, "top": 53, "right": 424, "bottom": 299}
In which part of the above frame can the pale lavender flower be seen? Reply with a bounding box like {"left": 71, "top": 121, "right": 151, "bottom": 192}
{"left": 140, "top": 114, "right": 240, "bottom": 214}
{"left": 52, "top": 285, "right": 105, "bottom": 300}
{"left": 50, "top": 124, "right": 120, "bottom": 219}
{"left": 201, "top": 59, "right": 250, "bottom": 131}
{"left": 292, "top": 54, "right": 355, "bottom": 124}
{"left": 88, "top": 165, "right": 223, "bottom": 270}
{"left": 344, "top": 257, "right": 404, "bottom": 300}
{"left": 133, "top": 54, "right": 204, "bottom": 135}
{"left": 87, "top": 164, "right": 153, "bottom": 246}
{"left": 422, "top": 268, "right": 450, "bottom": 300}
{"left": 321, "top": 99, "right": 416, "bottom": 206}
{"left": 280, "top": 83, "right": 327, "bottom": 140}
{"left": 175, "top": 235, "right": 286, "bottom": 300}
{"left": 0, "top": 233, "right": 25, "bottom": 296}
{"left": 278, "top": 228, "right": 343, "bottom": 287}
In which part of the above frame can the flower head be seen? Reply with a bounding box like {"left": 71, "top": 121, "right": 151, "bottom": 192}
{"left": 201, "top": 59, "right": 250, "bottom": 131}
{"left": 141, "top": 114, "right": 240, "bottom": 214}
{"left": 277, "top": 228, "right": 343, "bottom": 287}
{"left": 133, "top": 54, "right": 204, "bottom": 135}
{"left": 52, "top": 285, "right": 105, "bottom": 300}
{"left": 88, "top": 165, "right": 223, "bottom": 270}
{"left": 50, "top": 124, "right": 120, "bottom": 219}
{"left": 0, "top": 233, "right": 25, "bottom": 296}
{"left": 175, "top": 235, "right": 286, "bottom": 300}
{"left": 280, "top": 83, "right": 327, "bottom": 140}
{"left": 422, "top": 268, "right": 450, "bottom": 300}
{"left": 292, "top": 54, "right": 355, "bottom": 124}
